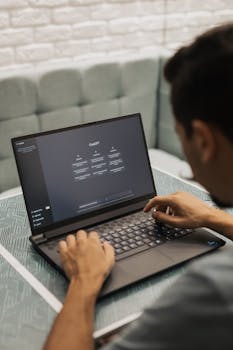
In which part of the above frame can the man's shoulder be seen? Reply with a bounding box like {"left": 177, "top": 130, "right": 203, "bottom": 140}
{"left": 152, "top": 245, "right": 233, "bottom": 311}
{"left": 190, "top": 245, "right": 233, "bottom": 276}
{"left": 103, "top": 247, "right": 233, "bottom": 350}
{"left": 186, "top": 245, "right": 233, "bottom": 301}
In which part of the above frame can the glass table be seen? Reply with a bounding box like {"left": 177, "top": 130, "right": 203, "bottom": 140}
{"left": 0, "top": 168, "right": 232, "bottom": 350}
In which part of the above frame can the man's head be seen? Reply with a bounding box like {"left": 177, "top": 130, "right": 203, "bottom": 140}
{"left": 164, "top": 23, "right": 233, "bottom": 207}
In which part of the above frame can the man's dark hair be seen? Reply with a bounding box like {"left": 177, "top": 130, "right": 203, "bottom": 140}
{"left": 164, "top": 23, "right": 233, "bottom": 141}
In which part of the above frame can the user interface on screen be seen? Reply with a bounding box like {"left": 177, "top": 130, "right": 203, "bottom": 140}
{"left": 13, "top": 115, "right": 155, "bottom": 231}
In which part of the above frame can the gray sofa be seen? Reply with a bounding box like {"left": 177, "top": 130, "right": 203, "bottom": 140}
{"left": 0, "top": 53, "right": 191, "bottom": 197}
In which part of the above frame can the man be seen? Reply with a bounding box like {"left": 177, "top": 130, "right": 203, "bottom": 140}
{"left": 44, "top": 23, "right": 233, "bottom": 350}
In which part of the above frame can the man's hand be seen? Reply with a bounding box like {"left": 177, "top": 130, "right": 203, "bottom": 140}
{"left": 144, "top": 191, "right": 214, "bottom": 228}
{"left": 59, "top": 230, "right": 115, "bottom": 298}
{"left": 44, "top": 231, "right": 114, "bottom": 350}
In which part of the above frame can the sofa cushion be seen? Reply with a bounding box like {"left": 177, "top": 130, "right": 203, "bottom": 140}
{"left": 157, "top": 55, "right": 184, "bottom": 159}
{"left": 120, "top": 93, "right": 156, "bottom": 148}
{"left": 81, "top": 62, "right": 121, "bottom": 103}
{"left": 82, "top": 99, "right": 120, "bottom": 123}
{"left": 0, "top": 158, "right": 19, "bottom": 193}
{"left": 39, "top": 107, "right": 83, "bottom": 131}
{"left": 0, "top": 114, "right": 39, "bottom": 158}
{"left": 38, "top": 69, "right": 82, "bottom": 113}
{"left": 148, "top": 149, "right": 192, "bottom": 179}
{"left": 120, "top": 58, "right": 159, "bottom": 148}
{"left": 0, "top": 76, "right": 37, "bottom": 120}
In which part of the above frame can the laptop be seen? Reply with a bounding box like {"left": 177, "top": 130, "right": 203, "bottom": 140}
{"left": 12, "top": 113, "right": 225, "bottom": 297}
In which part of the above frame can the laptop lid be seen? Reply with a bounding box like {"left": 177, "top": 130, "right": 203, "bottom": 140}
{"left": 12, "top": 114, "right": 156, "bottom": 236}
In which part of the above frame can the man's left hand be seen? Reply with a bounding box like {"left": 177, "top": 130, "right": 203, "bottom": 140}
{"left": 59, "top": 230, "right": 115, "bottom": 298}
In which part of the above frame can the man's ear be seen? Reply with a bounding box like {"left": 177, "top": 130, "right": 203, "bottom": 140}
{"left": 191, "top": 120, "right": 217, "bottom": 163}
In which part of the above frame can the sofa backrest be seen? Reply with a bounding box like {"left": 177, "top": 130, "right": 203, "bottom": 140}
{"left": 157, "top": 54, "right": 184, "bottom": 160}
{"left": 0, "top": 56, "right": 161, "bottom": 193}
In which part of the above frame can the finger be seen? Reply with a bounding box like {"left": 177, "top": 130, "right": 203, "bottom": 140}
{"left": 59, "top": 240, "right": 68, "bottom": 254}
{"left": 144, "top": 196, "right": 173, "bottom": 212}
{"left": 166, "top": 206, "right": 174, "bottom": 215}
{"left": 103, "top": 242, "right": 115, "bottom": 269}
{"left": 153, "top": 210, "right": 186, "bottom": 227}
{"left": 76, "top": 230, "right": 87, "bottom": 243}
{"left": 59, "top": 240, "right": 68, "bottom": 264}
{"left": 157, "top": 204, "right": 169, "bottom": 213}
{"left": 89, "top": 231, "right": 101, "bottom": 244}
{"left": 66, "top": 234, "right": 76, "bottom": 250}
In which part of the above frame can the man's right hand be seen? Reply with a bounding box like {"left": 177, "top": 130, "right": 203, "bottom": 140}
{"left": 144, "top": 191, "right": 214, "bottom": 228}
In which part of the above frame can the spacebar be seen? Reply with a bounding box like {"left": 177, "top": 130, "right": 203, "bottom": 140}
{"left": 116, "top": 245, "right": 150, "bottom": 261}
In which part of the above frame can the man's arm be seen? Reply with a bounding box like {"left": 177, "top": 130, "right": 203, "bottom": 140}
{"left": 43, "top": 230, "right": 115, "bottom": 350}
{"left": 102, "top": 250, "right": 233, "bottom": 350}
{"left": 144, "top": 191, "right": 233, "bottom": 240}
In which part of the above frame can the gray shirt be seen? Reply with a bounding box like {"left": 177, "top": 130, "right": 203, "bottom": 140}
{"left": 103, "top": 247, "right": 233, "bottom": 350}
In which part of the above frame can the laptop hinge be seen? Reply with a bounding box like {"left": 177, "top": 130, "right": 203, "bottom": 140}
{"left": 31, "top": 233, "right": 48, "bottom": 244}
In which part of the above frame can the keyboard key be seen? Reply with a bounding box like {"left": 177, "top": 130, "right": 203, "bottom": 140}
{"left": 149, "top": 242, "right": 157, "bottom": 247}
{"left": 165, "top": 236, "right": 172, "bottom": 241}
{"left": 122, "top": 246, "right": 130, "bottom": 251}
{"left": 116, "top": 248, "right": 124, "bottom": 255}
{"left": 114, "top": 243, "right": 121, "bottom": 249}
{"left": 147, "top": 231, "right": 154, "bottom": 236}
{"left": 136, "top": 240, "right": 144, "bottom": 246}
{"left": 129, "top": 243, "right": 137, "bottom": 249}
{"left": 141, "top": 228, "right": 147, "bottom": 234}
{"left": 127, "top": 233, "right": 134, "bottom": 238}
{"left": 126, "top": 228, "right": 133, "bottom": 233}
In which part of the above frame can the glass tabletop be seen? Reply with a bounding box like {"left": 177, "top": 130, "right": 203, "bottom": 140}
{"left": 0, "top": 167, "right": 231, "bottom": 349}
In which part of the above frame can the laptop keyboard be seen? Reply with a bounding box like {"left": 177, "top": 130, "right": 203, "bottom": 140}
{"left": 48, "top": 211, "right": 193, "bottom": 262}
{"left": 91, "top": 211, "right": 193, "bottom": 261}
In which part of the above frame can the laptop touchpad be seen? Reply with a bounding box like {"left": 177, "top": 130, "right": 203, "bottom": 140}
{"left": 101, "top": 248, "right": 173, "bottom": 297}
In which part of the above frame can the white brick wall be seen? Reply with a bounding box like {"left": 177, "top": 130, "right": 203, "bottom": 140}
{"left": 0, "top": 0, "right": 232, "bottom": 68}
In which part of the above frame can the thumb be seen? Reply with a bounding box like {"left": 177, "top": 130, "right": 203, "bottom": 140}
{"left": 153, "top": 211, "right": 186, "bottom": 227}
{"left": 103, "top": 242, "right": 115, "bottom": 269}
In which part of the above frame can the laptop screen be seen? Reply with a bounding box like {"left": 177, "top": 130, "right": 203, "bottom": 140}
{"left": 12, "top": 114, "right": 155, "bottom": 233}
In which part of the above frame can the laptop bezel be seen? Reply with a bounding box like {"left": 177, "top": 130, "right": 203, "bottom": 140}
{"left": 12, "top": 113, "right": 156, "bottom": 236}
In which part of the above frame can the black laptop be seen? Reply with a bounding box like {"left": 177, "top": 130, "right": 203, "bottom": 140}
{"left": 12, "top": 113, "right": 225, "bottom": 297}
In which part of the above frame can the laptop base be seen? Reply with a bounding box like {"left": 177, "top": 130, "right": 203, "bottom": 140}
{"left": 32, "top": 226, "right": 225, "bottom": 298}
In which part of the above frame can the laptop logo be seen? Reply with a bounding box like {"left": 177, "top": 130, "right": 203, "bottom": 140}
{"left": 207, "top": 240, "right": 217, "bottom": 246}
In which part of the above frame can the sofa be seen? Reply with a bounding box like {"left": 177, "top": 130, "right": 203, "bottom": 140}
{"left": 0, "top": 52, "right": 192, "bottom": 198}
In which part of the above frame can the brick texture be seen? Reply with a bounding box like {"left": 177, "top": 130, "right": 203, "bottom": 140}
{"left": 0, "top": 0, "right": 231, "bottom": 68}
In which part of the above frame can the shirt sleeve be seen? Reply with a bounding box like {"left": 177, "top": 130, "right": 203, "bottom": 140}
{"left": 102, "top": 253, "right": 233, "bottom": 350}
